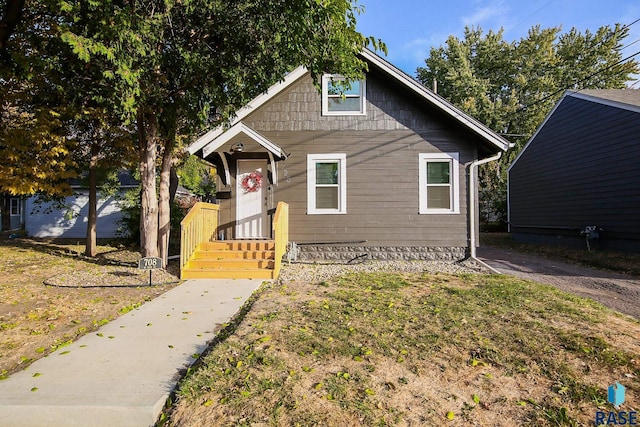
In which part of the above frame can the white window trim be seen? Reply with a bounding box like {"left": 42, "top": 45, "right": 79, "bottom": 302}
{"left": 419, "top": 152, "right": 460, "bottom": 214}
{"left": 321, "top": 74, "right": 366, "bottom": 116}
{"left": 307, "top": 153, "right": 347, "bottom": 214}
{"left": 10, "top": 198, "right": 21, "bottom": 216}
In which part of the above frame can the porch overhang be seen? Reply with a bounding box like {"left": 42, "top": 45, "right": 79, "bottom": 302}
{"left": 201, "top": 122, "right": 286, "bottom": 159}
{"left": 200, "top": 122, "right": 285, "bottom": 188}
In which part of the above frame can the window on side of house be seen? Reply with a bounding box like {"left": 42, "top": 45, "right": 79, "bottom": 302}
{"left": 10, "top": 198, "right": 21, "bottom": 216}
{"left": 307, "top": 153, "right": 347, "bottom": 214}
{"left": 321, "top": 74, "right": 366, "bottom": 116}
{"left": 418, "top": 153, "right": 460, "bottom": 214}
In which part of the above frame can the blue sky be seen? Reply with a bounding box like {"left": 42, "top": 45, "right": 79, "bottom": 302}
{"left": 356, "top": 0, "right": 640, "bottom": 81}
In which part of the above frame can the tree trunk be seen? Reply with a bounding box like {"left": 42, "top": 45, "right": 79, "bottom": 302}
{"left": 85, "top": 141, "right": 99, "bottom": 257}
{"left": 0, "top": 0, "right": 26, "bottom": 53}
{"left": 139, "top": 111, "right": 159, "bottom": 258}
{"left": 169, "top": 166, "right": 178, "bottom": 205}
{"left": 158, "top": 137, "right": 175, "bottom": 268}
{"left": 1, "top": 194, "right": 11, "bottom": 231}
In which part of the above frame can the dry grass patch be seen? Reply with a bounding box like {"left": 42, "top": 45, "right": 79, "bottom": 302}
{"left": 166, "top": 272, "right": 639, "bottom": 426}
{"left": 0, "top": 238, "right": 180, "bottom": 377}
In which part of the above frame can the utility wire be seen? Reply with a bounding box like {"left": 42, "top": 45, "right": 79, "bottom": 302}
{"left": 429, "top": 17, "right": 640, "bottom": 140}
{"left": 518, "top": 49, "right": 640, "bottom": 114}
{"left": 496, "top": 18, "right": 640, "bottom": 132}
{"left": 510, "top": 0, "right": 556, "bottom": 33}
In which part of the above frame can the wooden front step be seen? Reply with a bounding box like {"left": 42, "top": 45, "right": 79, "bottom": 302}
{"left": 192, "top": 250, "right": 275, "bottom": 260}
{"left": 181, "top": 240, "right": 277, "bottom": 280}
{"left": 188, "top": 259, "right": 275, "bottom": 270}
{"left": 181, "top": 268, "right": 275, "bottom": 280}
{"left": 199, "top": 241, "right": 275, "bottom": 251}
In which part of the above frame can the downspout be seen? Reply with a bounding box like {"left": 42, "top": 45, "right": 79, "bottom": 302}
{"left": 468, "top": 152, "right": 502, "bottom": 261}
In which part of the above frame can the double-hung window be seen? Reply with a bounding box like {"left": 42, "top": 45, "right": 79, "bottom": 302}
{"left": 10, "top": 198, "right": 21, "bottom": 216}
{"left": 419, "top": 153, "right": 460, "bottom": 214}
{"left": 321, "top": 74, "right": 366, "bottom": 116}
{"left": 307, "top": 153, "right": 347, "bottom": 214}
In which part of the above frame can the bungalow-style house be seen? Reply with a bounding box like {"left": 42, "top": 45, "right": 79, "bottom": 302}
{"left": 182, "top": 49, "right": 511, "bottom": 279}
{"left": 508, "top": 89, "right": 640, "bottom": 252}
{"left": 24, "top": 170, "right": 139, "bottom": 239}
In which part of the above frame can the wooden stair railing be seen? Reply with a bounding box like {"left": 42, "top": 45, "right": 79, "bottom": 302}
{"left": 179, "top": 201, "right": 288, "bottom": 280}
{"left": 180, "top": 202, "right": 219, "bottom": 277}
{"left": 272, "top": 201, "right": 289, "bottom": 279}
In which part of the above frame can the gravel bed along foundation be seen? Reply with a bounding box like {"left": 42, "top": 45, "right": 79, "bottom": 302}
{"left": 278, "top": 258, "right": 490, "bottom": 284}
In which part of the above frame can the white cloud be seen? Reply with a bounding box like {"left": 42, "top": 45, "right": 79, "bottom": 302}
{"left": 461, "top": 0, "right": 510, "bottom": 27}
{"left": 393, "top": 35, "right": 451, "bottom": 74}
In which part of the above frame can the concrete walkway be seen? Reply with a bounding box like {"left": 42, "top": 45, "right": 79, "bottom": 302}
{"left": 0, "top": 279, "right": 263, "bottom": 427}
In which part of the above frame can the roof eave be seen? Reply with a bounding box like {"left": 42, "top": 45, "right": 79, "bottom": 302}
{"left": 188, "top": 66, "right": 309, "bottom": 156}
{"left": 569, "top": 90, "right": 640, "bottom": 114}
{"left": 190, "top": 50, "right": 512, "bottom": 156}
{"left": 359, "top": 49, "right": 511, "bottom": 153}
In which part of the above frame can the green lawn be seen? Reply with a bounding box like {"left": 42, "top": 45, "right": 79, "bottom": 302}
{"left": 162, "top": 272, "right": 639, "bottom": 426}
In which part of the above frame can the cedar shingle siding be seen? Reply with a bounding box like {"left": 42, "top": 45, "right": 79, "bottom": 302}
{"left": 508, "top": 90, "right": 640, "bottom": 252}
{"left": 219, "top": 71, "right": 477, "bottom": 248}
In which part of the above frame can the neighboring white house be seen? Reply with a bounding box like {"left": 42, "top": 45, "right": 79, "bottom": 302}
{"left": 8, "top": 197, "right": 25, "bottom": 230}
{"left": 25, "top": 193, "right": 128, "bottom": 238}
{"left": 24, "top": 171, "right": 138, "bottom": 239}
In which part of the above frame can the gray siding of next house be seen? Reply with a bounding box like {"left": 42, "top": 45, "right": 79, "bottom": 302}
{"left": 25, "top": 192, "right": 126, "bottom": 239}
{"left": 10, "top": 210, "right": 22, "bottom": 229}
{"left": 10, "top": 217, "right": 20, "bottom": 229}
{"left": 215, "top": 69, "right": 485, "bottom": 248}
{"left": 509, "top": 95, "right": 640, "bottom": 250}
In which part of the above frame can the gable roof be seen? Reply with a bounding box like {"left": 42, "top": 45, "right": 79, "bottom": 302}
{"left": 571, "top": 89, "right": 640, "bottom": 113}
{"left": 201, "top": 122, "right": 286, "bottom": 158}
{"left": 188, "top": 49, "right": 512, "bottom": 156}
{"left": 508, "top": 89, "right": 640, "bottom": 172}
{"left": 359, "top": 49, "right": 511, "bottom": 153}
{"left": 188, "top": 66, "right": 308, "bottom": 156}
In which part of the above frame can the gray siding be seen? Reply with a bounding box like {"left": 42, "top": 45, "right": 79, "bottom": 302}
{"left": 25, "top": 192, "right": 126, "bottom": 239}
{"left": 265, "top": 131, "right": 472, "bottom": 247}
{"left": 509, "top": 94, "right": 640, "bottom": 251}
{"left": 211, "top": 71, "right": 484, "bottom": 249}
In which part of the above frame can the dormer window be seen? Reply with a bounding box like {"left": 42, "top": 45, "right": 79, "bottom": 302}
{"left": 321, "top": 74, "right": 366, "bottom": 116}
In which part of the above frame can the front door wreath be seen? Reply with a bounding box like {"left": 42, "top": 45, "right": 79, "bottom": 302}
{"left": 241, "top": 171, "right": 263, "bottom": 193}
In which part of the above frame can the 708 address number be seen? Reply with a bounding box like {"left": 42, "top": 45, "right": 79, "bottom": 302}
{"left": 138, "top": 257, "right": 162, "bottom": 270}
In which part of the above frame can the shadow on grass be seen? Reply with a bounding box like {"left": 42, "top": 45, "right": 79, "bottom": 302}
{"left": 0, "top": 234, "right": 140, "bottom": 267}
{"left": 481, "top": 232, "right": 640, "bottom": 276}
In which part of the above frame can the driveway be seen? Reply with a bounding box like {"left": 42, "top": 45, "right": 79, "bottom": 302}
{"left": 477, "top": 246, "right": 640, "bottom": 320}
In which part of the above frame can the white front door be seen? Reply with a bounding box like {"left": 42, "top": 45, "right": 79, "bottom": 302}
{"left": 236, "top": 159, "right": 268, "bottom": 239}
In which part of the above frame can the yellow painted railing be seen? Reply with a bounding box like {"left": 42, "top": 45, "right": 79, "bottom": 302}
{"left": 180, "top": 202, "right": 219, "bottom": 275}
{"left": 272, "top": 201, "right": 289, "bottom": 278}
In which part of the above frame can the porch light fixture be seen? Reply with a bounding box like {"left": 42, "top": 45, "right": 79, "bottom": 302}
{"left": 231, "top": 142, "right": 244, "bottom": 153}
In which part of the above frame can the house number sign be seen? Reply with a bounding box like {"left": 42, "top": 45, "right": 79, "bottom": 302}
{"left": 138, "top": 257, "right": 162, "bottom": 285}
{"left": 139, "top": 257, "right": 162, "bottom": 270}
